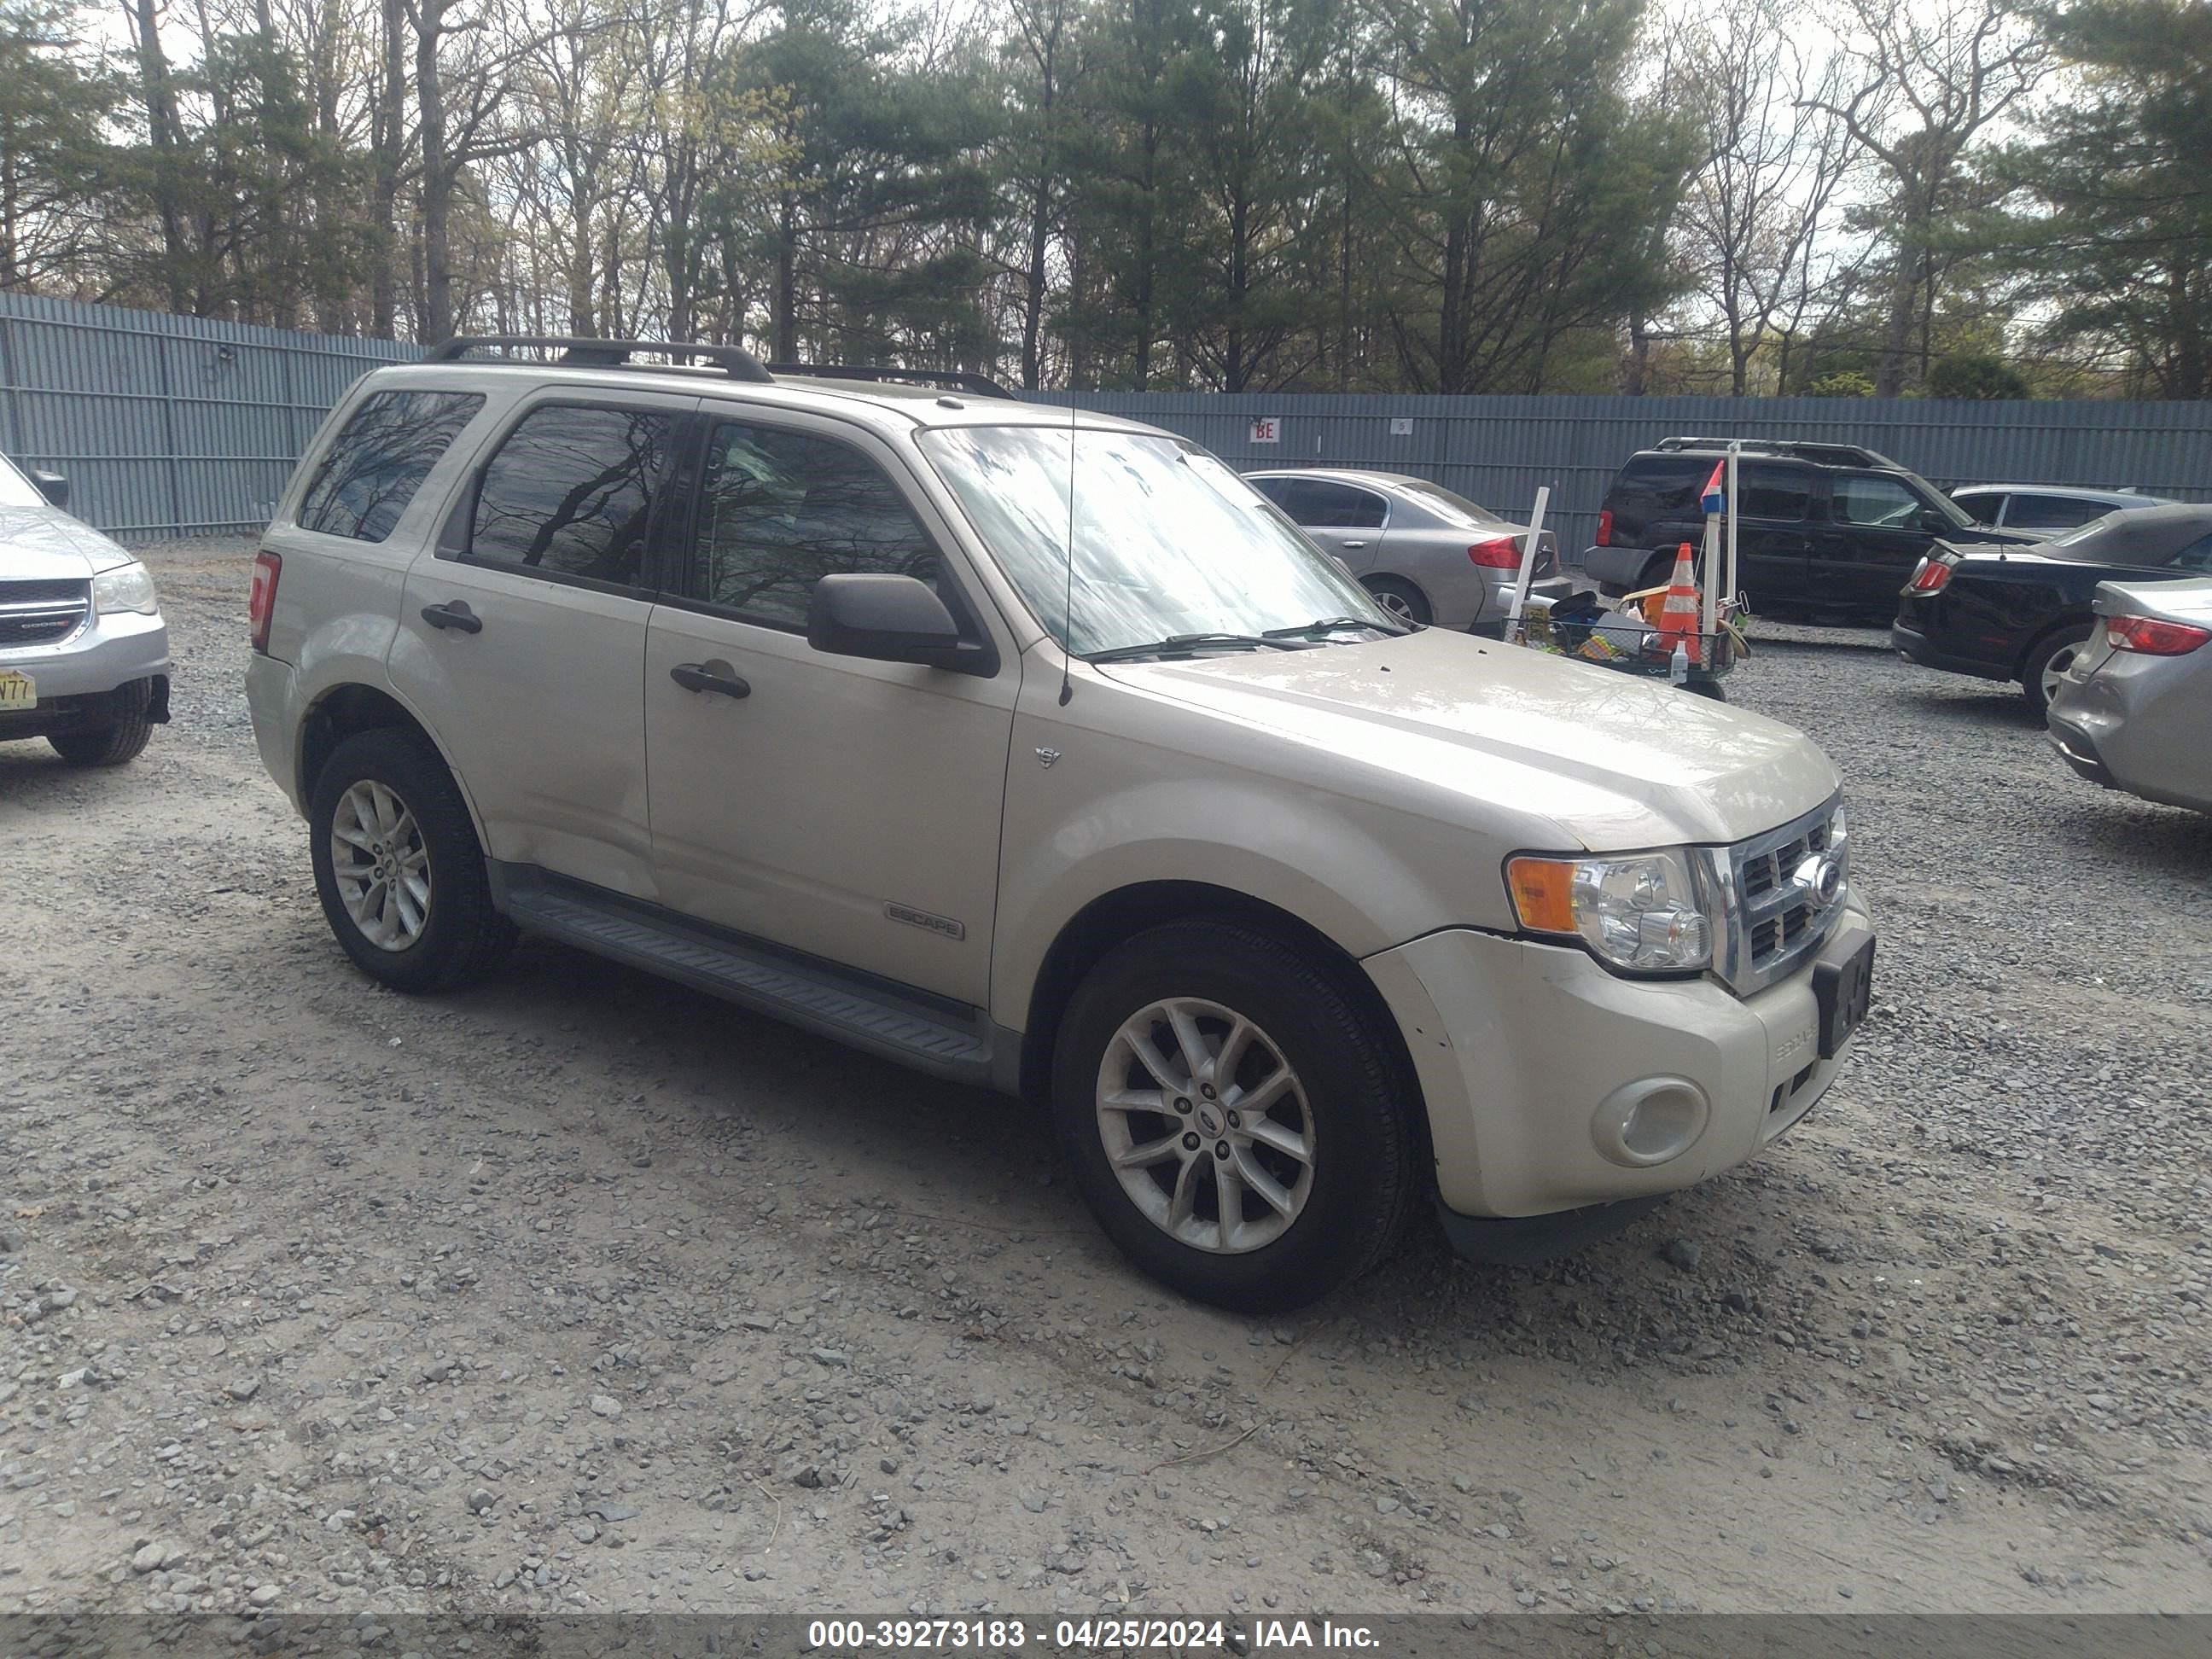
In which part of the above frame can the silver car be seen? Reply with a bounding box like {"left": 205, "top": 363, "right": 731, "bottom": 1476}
{"left": 2047, "top": 574, "right": 2212, "bottom": 813}
{"left": 1247, "top": 468, "right": 1568, "bottom": 633}
{"left": 1952, "top": 483, "right": 2172, "bottom": 533}
{"left": 0, "top": 453, "right": 171, "bottom": 765}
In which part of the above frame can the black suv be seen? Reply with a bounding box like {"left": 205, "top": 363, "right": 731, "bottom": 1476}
{"left": 1580, "top": 438, "right": 2034, "bottom": 621}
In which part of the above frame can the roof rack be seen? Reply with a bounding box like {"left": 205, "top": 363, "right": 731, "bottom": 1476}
{"left": 766, "top": 362, "right": 1018, "bottom": 400}
{"left": 1653, "top": 435, "right": 1901, "bottom": 470}
{"left": 425, "top": 335, "right": 773, "bottom": 385}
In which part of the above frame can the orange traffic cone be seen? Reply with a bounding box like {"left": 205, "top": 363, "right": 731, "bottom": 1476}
{"left": 1653, "top": 542, "right": 1703, "bottom": 667}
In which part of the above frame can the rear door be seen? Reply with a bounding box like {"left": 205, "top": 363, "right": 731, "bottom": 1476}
{"left": 1276, "top": 477, "right": 1389, "bottom": 572}
{"left": 387, "top": 391, "right": 692, "bottom": 899}
{"left": 1813, "top": 471, "right": 1943, "bottom": 613}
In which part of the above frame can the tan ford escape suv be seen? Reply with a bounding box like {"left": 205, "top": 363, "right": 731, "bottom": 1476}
{"left": 246, "top": 338, "right": 1875, "bottom": 1312}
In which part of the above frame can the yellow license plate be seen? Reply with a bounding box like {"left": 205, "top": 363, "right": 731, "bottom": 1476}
{"left": 0, "top": 669, "right": 35, "bottom": 712}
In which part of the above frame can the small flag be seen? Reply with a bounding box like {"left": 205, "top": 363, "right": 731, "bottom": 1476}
{"left": 1701, "top": 461, "right": 1726, "bottom": 516}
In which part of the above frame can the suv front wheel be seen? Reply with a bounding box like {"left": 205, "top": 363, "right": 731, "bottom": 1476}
{"left": 1051, "top": 920, "right": 1418, "bottom": 1313}
{"left": 308, "top": 728, "right": 515, "bottom": 993}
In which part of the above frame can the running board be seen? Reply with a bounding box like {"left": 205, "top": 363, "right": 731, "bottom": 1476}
{"left": 488, "top": 864, "right": 998, "bottom": 1086}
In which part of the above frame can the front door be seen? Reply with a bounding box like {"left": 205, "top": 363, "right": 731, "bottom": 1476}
{"left": 388, "top": 392, "right": 693, "bottom": 899}
{"left": 643, "top": 408, "right": 1017, "bottom": 1004}
{"left": 1813, "top": 471, "right": 1942, "bottom": 614}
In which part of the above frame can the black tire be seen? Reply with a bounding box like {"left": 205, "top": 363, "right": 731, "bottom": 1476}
{"left": 1051, "top": 919, "right": 1420, "bottom": 1313}
{"left": 49, "top": 682, "right": 153, "bottom": 766}
{"left": 1362, "top": 575, "right": 1432, "bottom": 626}
{"left": 307, "top": 728, "right": 515, "bottom": 993}
{"left": 2021, "top": 625, "right": 2093, "bottom": 716}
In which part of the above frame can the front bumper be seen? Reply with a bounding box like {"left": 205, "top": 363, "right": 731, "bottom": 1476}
{"left": 0, "top": 608, "right": 169, "bottom": 697}
{"left": 1364, "top": 893, "right": 1872, "bottom": 1222}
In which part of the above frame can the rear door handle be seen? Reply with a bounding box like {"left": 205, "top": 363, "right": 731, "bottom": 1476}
{"left": 420, "top": 601, "right": 482, "bottom": 634}
{"left": 1340, "top": 538, "right": 1368, "bottom": 550}
{"left": 670, "top": 661, "right": 750, "bottom": 699}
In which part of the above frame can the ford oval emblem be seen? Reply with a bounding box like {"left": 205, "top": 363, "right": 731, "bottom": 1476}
{"left": 1793, "top": 853, "right": 1843, "bottom": 907}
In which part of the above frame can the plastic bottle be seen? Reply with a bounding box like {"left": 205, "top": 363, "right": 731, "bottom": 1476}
{"left": 1669, "top": 639, "right": 1690, "bottom": 685}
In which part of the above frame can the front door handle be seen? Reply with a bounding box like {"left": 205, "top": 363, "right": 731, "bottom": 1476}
{"left": 670, "top": 660, "right": 750, "bottom": 699}
{"left": 420, "top": 601, "right": 482, "bottom": 634}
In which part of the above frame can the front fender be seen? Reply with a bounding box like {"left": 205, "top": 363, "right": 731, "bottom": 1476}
{"left": 988, "top": 771, "right": 1475, "bottom": 1033}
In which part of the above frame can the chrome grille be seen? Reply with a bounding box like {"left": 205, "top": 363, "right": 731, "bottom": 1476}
{"left": 0, "top": 579, "right": 90, "bottom": 647}
{"left": 1703, "top": 797, "right": 1848, "bottom": 996}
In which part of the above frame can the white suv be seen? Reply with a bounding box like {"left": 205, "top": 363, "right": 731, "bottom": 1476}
{"left": 246, "top": 338, "right": 1875, "bottom": 1312}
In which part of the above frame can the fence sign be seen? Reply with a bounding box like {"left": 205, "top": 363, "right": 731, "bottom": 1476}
{"left": 1249, "top": 416, "right": 1281, "bottom": 444}
{"left": 1389, "top": 416, "right": 1414, "bottom": 436}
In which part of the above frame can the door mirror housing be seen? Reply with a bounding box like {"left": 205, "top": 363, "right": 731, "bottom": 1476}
{"left": 1918, "top": 509, "right": 1952, "bottom": 533}
{"left": 807, "top": 573, "right": 992, "bottom": 675}
{"left": 28, "top": 469, "right": 68, "bottom": 509}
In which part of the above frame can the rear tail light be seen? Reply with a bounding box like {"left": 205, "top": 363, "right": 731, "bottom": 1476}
{"left": 2106, "top": 614, "right": 2211, "bottom": 655}
{"left": 1595, "top": 509, "right": 1613, "bottom": 546}
{"left": 1907, "top": 557, "right": 1952, "bottom": 593}
{"left": 248, "top": 550, "right": 282, "bottom": 654}
{"left": 1469, "top": 536, "right": 1522, "bottom": 569}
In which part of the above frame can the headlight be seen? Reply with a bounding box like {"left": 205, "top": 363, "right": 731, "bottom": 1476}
{"left": 92, "top": 561, "right": 160, "bottom": 616}
{"left": 1507, "top": 849, "right": 1713, "bottom": 973}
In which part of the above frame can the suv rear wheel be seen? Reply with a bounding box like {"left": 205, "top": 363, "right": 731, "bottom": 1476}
{"left": 308, "top": 728, "right": 515, "bottom": 992}
{"left": 1051, "top": 920, "right": 1418, "bottom": 1313}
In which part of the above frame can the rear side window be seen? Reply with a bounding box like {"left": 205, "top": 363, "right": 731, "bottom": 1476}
{"left": 690, "top": 421, "right": 939, "bottom": 627}
{"left": 1279, "top": 479, "right": 1387, "bottom": 529}
{"left": 469, "top": 404, "right": 672, "bottom": 586}
{"left": 2007, "top": 493, "right": 2109, "bottom": 531}
{"left": 1248, "top": 477, "right": 1292, "bottom": 507}
{"left": 1738, "top": 463, "right": 1812, "bottom": 521}
{"left": 297, "top": 390, "right": 481, "bottom": 543}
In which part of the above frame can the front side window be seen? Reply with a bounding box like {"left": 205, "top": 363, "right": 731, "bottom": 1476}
{"left": 469, "top": 404, "right": 672, "bottom": 585}
{"left": 1953, "top": 491, "right": 2004, "bottom": 526}
{"left": 1831, "top": 474, "right": 1924, "bottom": 529}
{"left": 2168, "top": 533, "right": 2212, "bottom": 573}
{"left": 919, "top": 425, "right": 1388, "bottom": 655}
{"left": 299, "top": 389, "right": 482, "bottom": 543}
{"left": 691, "top": 422, "right": 940, "bottom": 627}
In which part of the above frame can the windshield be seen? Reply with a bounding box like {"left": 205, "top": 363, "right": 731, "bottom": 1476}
{"left": 0, "top": 454, "right": 44, "bottom": 509}
{"left": 1395, "top": 480, "right": 1505, "bottom": 528}
{"left": 918, "top": 425, "right": 1391, "bottom": 654}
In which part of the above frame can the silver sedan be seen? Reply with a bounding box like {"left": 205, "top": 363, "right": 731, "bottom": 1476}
{"left": 2047, "top": 574, "right": 2212, "bottom": 813}
{"left": 1246, "top": 468, "right": 1567, "bottom": 633}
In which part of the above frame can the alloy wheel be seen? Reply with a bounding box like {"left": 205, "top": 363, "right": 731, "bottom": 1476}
{"left": 330, "top": 778, "right": 432, "bottom": 952}
{"left": 1094, "top": 997, "right": 1315, "bottom": 1253}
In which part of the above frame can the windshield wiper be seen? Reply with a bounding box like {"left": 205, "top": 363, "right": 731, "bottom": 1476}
{"left": 1261, "top": 616, "right": 1407, "bottom": 639}
{"left": 1084, "top": 632, "right": 1300, "bottom": 664}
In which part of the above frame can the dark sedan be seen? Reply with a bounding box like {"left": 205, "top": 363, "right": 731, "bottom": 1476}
{"left": 1893, "top": 504, "right": 2212, "bottom": 712}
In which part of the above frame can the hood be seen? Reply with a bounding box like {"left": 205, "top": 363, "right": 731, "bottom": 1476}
{"left": 1101, "top": 627, "right": 1839, "bottom": 849}
{"left": 0, "top": 506, "right": 136, "bottom": 579}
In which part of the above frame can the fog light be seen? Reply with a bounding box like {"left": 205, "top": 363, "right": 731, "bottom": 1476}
{"left": 1592, "top": 1077, "right": 1709, "bottom": 1168}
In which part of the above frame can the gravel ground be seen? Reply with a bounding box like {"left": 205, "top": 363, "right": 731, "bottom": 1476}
{"left": 2, "top": 540, "right": 2208, "bottom": 1625}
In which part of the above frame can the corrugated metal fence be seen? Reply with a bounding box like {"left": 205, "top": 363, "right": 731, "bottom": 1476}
{"left": 0, "top": 291, "right": 416, "bottom": 539}
{"left": 1033, "top": 392, "right": 2212, "bottom": 553}
{"left": 5, "top": 291, "right": 2209, "bottom": 550}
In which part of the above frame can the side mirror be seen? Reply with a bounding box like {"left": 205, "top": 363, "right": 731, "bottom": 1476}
{"left": 29, "top": 469, "right": 68, "bottom": 509}
{"left": 1918, "top": 509, "right": 1951, "bottom": 533}
{"left": 807, "top": 573, "right": 989, "bottom": 674}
